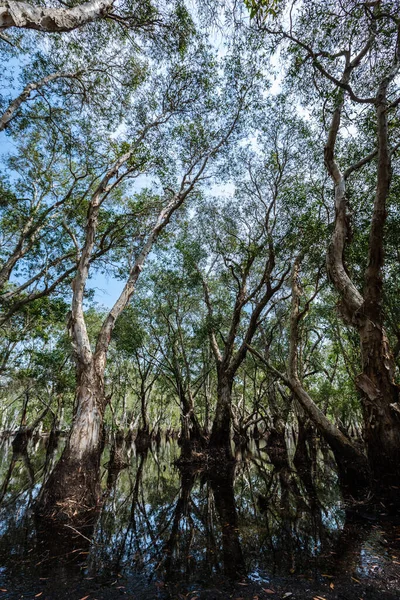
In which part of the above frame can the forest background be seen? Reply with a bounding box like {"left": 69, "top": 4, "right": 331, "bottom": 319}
{"left": 1, "top": 0, "right": 400, "bottom": 517}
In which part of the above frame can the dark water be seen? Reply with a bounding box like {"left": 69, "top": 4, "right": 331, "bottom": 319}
{"left": 0, "top": 436, "right": 400, "bottom": 600}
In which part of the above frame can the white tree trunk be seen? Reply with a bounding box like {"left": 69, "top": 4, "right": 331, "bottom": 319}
{"left": 0, "top": 0, "right": 113, "bottom": 32}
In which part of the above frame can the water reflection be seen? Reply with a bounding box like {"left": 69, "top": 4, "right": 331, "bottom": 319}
{"left": 0, "top": 436, "right": 399, "bottom": 599}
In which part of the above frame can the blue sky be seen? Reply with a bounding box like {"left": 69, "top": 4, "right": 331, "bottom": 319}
{"left": 88, "top": 271, "right": 125, "bottom": 308}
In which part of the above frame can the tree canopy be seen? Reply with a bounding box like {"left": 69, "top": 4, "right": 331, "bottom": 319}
{"left": 1, "top": 0, "right": 400, "bottom": 512}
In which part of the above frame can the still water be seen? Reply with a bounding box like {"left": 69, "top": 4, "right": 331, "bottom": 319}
{"left": 0, "top": 435, "right": 399, "bottom": 599}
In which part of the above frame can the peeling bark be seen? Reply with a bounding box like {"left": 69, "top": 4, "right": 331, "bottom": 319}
{"left": 324, "top": 53, "right": 400, "bottom": 482}
{"left": 36, "top": 360, "right": 105, "bottom": 522}
{"left": 0, "top": 0, "right": 114, "bottom": 32}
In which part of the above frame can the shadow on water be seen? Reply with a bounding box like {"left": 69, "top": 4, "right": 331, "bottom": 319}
{"left": 0, "top": 436, "right": 400, "bottom": 599}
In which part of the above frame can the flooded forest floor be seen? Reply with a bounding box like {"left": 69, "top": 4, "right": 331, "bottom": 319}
{"left": 0, "top": 435, "right": 400, "bottom": 600}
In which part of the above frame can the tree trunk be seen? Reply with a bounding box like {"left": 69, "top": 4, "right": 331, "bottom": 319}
{"left": 355, "top": 98, "right": 400, "bottom": 480}
{"left": 177, "top": 377, "right": 206, "bottom": 459}
{"left": 36, "top": 359, "right": 105, "bottom": 523}
{"left": 357, "top": 332, "right": 400, "bottom": 481}
{"left": 0, "top": 0, "right": 114, "bottom": 32}
{"left": 288, "top": 258, "right": 370, "bottom": 493}
{"left": 135, "top": 386, "right": 151, "bottom": 452}
{"left": 324, "top": 70, "right": 400, "bottom": 484}
{"left": 140, "top": 389, "right": 149, "bottom": 434}
{"left": 209, "top": 372, "right": 234, "bottom": 460}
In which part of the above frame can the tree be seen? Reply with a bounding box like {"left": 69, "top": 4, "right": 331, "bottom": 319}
{"left": 249, "top": 256, "right": 370, "bottom": 492}
{"left": 0, "top": 0, "right": 192, "bottom": 37}
{"left": 253, "top": 0, "right": 400, "bottom": 483}
{"left": 183, "top": 100, "right": 311, "bottom": 458}
{"left": 36, "top": 44, "right": 249, "bottom": 520}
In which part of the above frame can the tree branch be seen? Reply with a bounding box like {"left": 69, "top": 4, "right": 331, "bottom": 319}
{"left": 0, "top": 0, "right": 114, "bottom": 32}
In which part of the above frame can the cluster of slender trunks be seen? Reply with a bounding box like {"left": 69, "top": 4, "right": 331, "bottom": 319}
{"left": 34, "top": 333, "right": 400, "bottom": 527}
{"left": 35, "top": 22, "right": 400, "bottom": 524}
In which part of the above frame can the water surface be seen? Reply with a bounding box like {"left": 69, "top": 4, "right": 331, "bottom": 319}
{"left": 0, "top": 436, "right": 399, "bottom": 599}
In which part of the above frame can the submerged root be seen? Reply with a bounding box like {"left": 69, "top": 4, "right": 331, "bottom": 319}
{"left": 35, "top": 451, "right": 102, "bottom": 524}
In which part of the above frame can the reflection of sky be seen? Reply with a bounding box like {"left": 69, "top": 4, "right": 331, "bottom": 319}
{"left": 1, "top": 438, "right": 399, "bottom": 597}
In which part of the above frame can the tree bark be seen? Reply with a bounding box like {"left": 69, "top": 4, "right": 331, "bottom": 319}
{"left": 209, "top": 371, "right": 234, "bottom": 460}
{"left": 36, "top": 358, "right": 105, "bottom": 522}
{"left": 325, "top": 71, "right": 400, "bottom": 483}
{"left": 0, "top": 0, "right": 113, "bottom": 32}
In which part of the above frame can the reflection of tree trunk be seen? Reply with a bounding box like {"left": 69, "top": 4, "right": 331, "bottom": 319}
{"left": 265, "top": 412, "right": 289, "bottom": 471}
{"left": 265, "top": 384, "right": 292, "bottom": 469}
{"left": 99, "top": 451, "right": 146, "bottom": 574}
{"left": 106, "top": 430, "right": 127, "bottom": 490}
{"left": 209, "top": 465, "right": 245, "bottom": 579}
{"left": 293, "top": 416, "right": 319, "bottom": 507}
{"left": 134, "top": 428, "right": 151, "bottom": 452}
{"left": 293, "top": 414, "right": 312, "bottom": 470}
{"left": 130, "top": 452, "right": 146, "bottom": 524}
{"left": 331, "top": 513, "right": 370, "bottom": 579}
{"left": 204, "top": 482, "right": 219, "bottom": 575}
{"left": 163, "top": 469, "right": 195, "bottom": 581}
